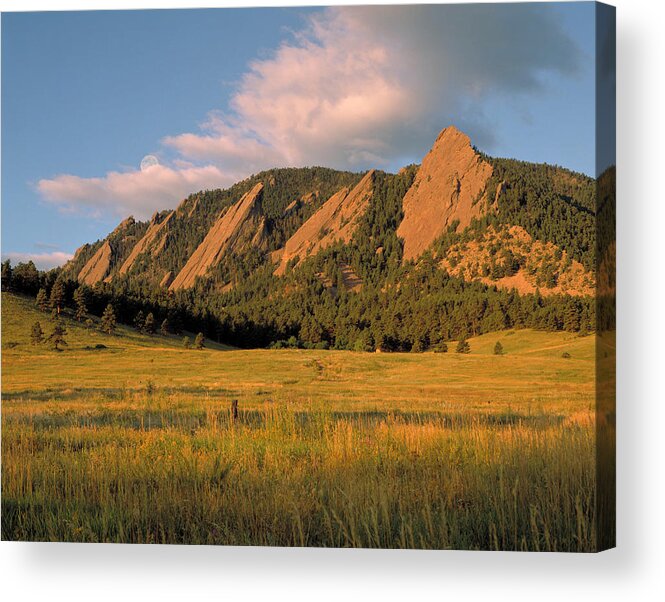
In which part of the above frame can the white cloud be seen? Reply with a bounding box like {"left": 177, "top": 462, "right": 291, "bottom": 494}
{"left": 37, "top": 164, "right": 235, "bottom": 219}
{"left": 36, "top": 4, "right": 579, "bottom": 218}
{"left": 3, "top": 251, "right": 73, "bottom": 270}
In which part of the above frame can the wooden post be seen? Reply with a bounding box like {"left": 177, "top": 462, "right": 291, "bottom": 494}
{"left": 231, "top": 399, "right": 238, "bottom": 423}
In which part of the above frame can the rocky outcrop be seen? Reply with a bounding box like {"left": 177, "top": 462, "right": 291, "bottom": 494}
{"left": 78, "top": 240, "right": 113, "bottom": 285}
{"left": 169, "top": 183, "right": 266, "bottom": 290}
{"left": 397, "top": 126, "right": 493, "bottom": 261}
{"left": 273, "top": 170, "right": 375, "bottom": 275}
{"left": 160, "top": 271, "right": 174, "bottom": 288}
{"left": 439, "top": 225, "right": 595, "bottom": 296}
{"left": 119, "top": 211, "right": 173, "bottom": 275}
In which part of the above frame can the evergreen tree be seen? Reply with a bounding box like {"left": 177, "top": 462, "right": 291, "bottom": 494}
{"left": 144, "top": 312, "right": 156, "bottom": 335}
{"left": 133, "top": 310, "right": 145, "bottom": 332}
{"left": 411, "top": 338, "right": 425, "bottom": 353}
{"left": 11, "top": 261, "right": 40, "bottom": 295}
{"left": 434, "top": 341, "right": 448, "bottom": 353}
{"left": 49, "top": 279, "right": 66, "bottom": 315}
{"left": 183, "top": 336, "right": 192, "bottom": 349}
{"left": 194, "top": 332, "right": 205, "bottom": 350}
{"left": 101, "top": 304, "right": 117, "bottom": 334}
{"left": 85, "top": 318, "right": 95, "bottom": 330}
{"left": 30, "top": 321, "right": 44, "bottom": 345}
{"left": 160, "top": 318, "right": 170, "bottom": 336}
{"left": 494, "top": 341, "right": 504, "bottom": 355}
{"left": 456, "top": 339, "right": 471, "bottom": 354}
{"left": 47, "top": 322, "right": 68, "bottom": 351}
{"left": 73, "top": 286, "right": 89, "bottom": 322}
{"left": 1, "top": 260, "right": 12, "bottom": 291}
{"left": 36, "top": 288, "right": 50, "bottom": 312}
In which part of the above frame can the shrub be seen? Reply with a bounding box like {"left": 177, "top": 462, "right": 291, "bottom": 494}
{"left": 456, "top": 339, "right": 471, "bottom": 354}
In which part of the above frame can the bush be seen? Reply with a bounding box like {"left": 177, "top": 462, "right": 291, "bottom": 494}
{"left": 183, "top": 336, "right": 192, "bottom": 349}
{"left": 456, "top": 339, "right": 471, "bottom": 354}
{"left": 434, "top": 342, "right": 448, "bottom": 353}
{"left": 194, "top": 332, "right": 205, "bottom": 350}
{"left": 561, "top": 351, "right": 571, "bottom": 359}
{"left": 494, "top": 341, "right": 504, "bottom": 355}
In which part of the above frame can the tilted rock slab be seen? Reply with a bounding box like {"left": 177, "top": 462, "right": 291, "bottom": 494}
{"left": 78, "top": 240, "right": 113, "bottom": 285}
{"left": 169, "top": 183, "right": 265, "bottom": 290}
{"left": 397, "top": 126, "right": 493, "bottom": 261}
{"left": 273, "top": 170, "right": 375, "bottom": 275}
{"left": 119, "top": 211, "right": 174, "bottom": 275}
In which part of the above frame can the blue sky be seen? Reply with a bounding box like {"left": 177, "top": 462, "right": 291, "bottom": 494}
{"left": 2, "top": 3, "right": 599, "bottom": 269}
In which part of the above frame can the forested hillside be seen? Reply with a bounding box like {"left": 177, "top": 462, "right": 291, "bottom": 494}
{"left": 3, "top": 127, "right": 604, "bottom": 351}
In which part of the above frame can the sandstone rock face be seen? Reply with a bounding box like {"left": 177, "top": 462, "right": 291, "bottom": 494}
{"left": 397, "top": 126, "right": 493, "bottom": 261}
{"left": 78, "top": 240, "right": 113, "bottom": 285}
{"left": 119, "top": 211, "right": 174, "bottom": 275}
{"left": 160, "top": 271, "right": 174, "bottom": 288}
{"left": 274, "top": 170, "right": 375, "bottom": 275}
{"left": 169, "top": 183, "right": 266, "bottom": 290}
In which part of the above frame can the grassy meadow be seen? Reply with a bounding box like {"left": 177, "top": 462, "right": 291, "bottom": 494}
{"left": 1, "top": 292, "right": 604, "bottom": 550}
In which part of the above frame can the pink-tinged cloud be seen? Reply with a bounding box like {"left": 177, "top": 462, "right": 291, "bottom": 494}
{"left": 36, "top": 5, "right": 578, "bottom": 218}
{"left": 2, "top": 251, "right": 73, "bottom": 270}
{"left": 37, "top": 164, "right": 235, "bottom": 219}
{"left": 164, "top": 5, "right": 578, "bottom": 173}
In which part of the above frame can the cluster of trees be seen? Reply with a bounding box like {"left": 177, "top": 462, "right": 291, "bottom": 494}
{"left": 30, "top": 320, "right": 68, "bottom": 351}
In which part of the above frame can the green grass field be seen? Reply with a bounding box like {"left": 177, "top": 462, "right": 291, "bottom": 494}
{"left": 1, "top": 292, "right": 604, "bottom": 550}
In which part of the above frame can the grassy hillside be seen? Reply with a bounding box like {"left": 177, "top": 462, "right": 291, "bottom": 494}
{"left": 1, "top": 292, "right": 604, "bottom": 549}
{"left": 2, "top": 292, "right": 593, "bottom": 411}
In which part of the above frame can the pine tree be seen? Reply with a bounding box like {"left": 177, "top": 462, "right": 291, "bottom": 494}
{"left": 183, "top": 336, "right": 192, "bottom": 349}
{"left": 49, "top": 279, "right": 66, "bottom": 315}
{"left": 1, "top": 260, "right": 12, "bottom": 291}
{"left": 73, "top": 286, "right": 89, "bottom": 322}
{"left": 144, "top": 312, "right": 156, "bottom": 335}
{"left": 456, "top": 339, "right": 471, "bottom": 354}
{"left": 194, "top": 332, "right": 205, "bottom": 350}
{"left": 411, "top": 338, "right": 425, "bottom": 353}
{"left": 434, "top": 341, "right": 448, "bottom": 353}
{"left": 160, "top": 318, "right": 170, "bottom": 336}
{"left": 133, "top": 310, "right": 145, "bottom": 332}
{"left": 494, "top": 341, "right": 504, "bottom": 355}
{"left": 101, "top": 304, "right": 117, "bottom": 334}
{"left": 47, "top": 322, "right": 68, "bottom": 351}
{"left": 30, "top": 321, "right": 44, "bottom": 345}
{"left": 36, "top": 288, "right": 50, "bottom": 312}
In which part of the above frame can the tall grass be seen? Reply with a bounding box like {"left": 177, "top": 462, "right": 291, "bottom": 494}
{"left": 2, "top": 396, "right": 598, "bottom": 550}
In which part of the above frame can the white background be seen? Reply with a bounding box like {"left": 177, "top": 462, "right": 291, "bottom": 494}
{"left": 1, "top": 0, "right": 663, "bottom": 600}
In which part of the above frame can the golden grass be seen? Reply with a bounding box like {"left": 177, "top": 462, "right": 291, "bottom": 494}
{"left": 1, "top": 292, "right": 606, "bottom": 550}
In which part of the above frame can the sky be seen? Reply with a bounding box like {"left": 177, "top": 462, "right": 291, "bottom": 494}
{"left": 2, "top": 2, "right": 602, "bottom": 270}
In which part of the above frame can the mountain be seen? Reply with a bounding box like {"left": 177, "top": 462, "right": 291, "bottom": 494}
{"left": 397, "top": 126, "right": 494, "bottom": 261}
{"left": 57, "top": 126, "right": 600, "bottom": 350}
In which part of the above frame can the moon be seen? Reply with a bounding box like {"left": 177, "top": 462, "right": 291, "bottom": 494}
{"left": 140, "top": 155, "right": 159, "bottom": 171}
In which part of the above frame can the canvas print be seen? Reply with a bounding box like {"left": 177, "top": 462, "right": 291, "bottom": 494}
{"left": 1, "top": 2, "right": 615, "bottom": 551}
